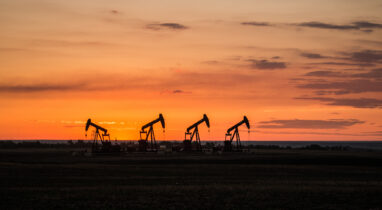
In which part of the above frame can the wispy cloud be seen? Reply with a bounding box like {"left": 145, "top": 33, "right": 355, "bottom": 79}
{"left": 295, "top": 97, "right": 382, "bottom": 108}
{"left": 0, "top": 83, "right": 87, "bottom": 93}
{"left": 308, "top": 62, "right": 375, "bottom": 67}
{"left": 297, "top": 79, "right": 382, "bottom": 95}
{"left": 258, "top": 119, "right": 364, "bottom": 129}
{"left": 304, "top": 68, "right": 382, "bottom": 79}
{"left": 241, "top": 20, "right": 382, "bottom": 32}
{"left": 304, "top": 71, "right": 345, "bottom": 77}
{"left": 241, "top": 21, "right": 271, "bottom": 27}
{"left": 353, "top": 68, "right": 382, "bottom": 78}
{"left": 0, "top": 70, "right": 260, "bottom": 95}
{"left": 298, "top": 21, "right": 359, "bottom": 30}
{"left": 352, "top": 21, "right": 382, "bottom": 29}
{"left": 257, "top": 130, "right": 374, "bottom": 136}
{"left": 146, "top": 22, "right": 188, "bottom": 30}
{"left": 110, "top": 10, "right": 119, "bottom": 15}
{"left": 298, "top": 21, "right": 382, "bottom": 32}
{"left": 300, "top": 52, "right": 328, "bottom": 59}
{"left": 249, "top": 59, "right": 287, "bottom": 70}
{"left": 346, "top": 50, "right": 382, "bottom": 63}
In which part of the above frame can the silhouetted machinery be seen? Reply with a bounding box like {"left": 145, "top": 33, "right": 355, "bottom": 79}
{"left": 224, "top": 116, "right": 250, "bottom": 151}
{"left": 139, "top": 114, "right": 165, "bottom": 152}
{"left": 85, "top": 119, "right": 120, "bottom": 153}
{"left": 184, "top": 114, "right": 210, "bottom": 151}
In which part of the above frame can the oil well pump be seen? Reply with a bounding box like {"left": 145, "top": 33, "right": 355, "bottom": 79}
{"left": 224, "top": 116, "right": 250, "bottom": 151}
{"left": 184, "top": 114, "right": 210, "bottom": 151}
{"left": 85, "top": 119, "right": 119, "bottom": 153}
{"left": 139, "top": 113, "right": 165, "bottom": 152}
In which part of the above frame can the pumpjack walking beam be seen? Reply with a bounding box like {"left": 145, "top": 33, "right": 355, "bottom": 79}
{"left": 224, "top": 116, "right": 250, "bottom": 151}
{"left": 85, "top": 119, "right": 111, "bottom": 152}
{"left": 139, "top": 113, "right": 165, "bottom": 151}
{"left": 184, "top": 114, "right": 210, "bottom": 151}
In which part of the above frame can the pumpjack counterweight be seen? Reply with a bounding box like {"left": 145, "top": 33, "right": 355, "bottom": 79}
{"left": 139, "top": 114, "right": 165, "bottom": 152}
{"left": 184, "top": 114, "right": 210, "bottom": 151}
{"left": 224, "top": 116, "right": 250, "bottom": 152}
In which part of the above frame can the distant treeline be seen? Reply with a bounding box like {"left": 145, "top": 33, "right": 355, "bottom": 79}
{"left": 0, "top": 140, "right": 352, "bottom": 151}
{"left": 0, "top": 140, "right": 91, "bottom": 149}
{"left": 247, "top": 144, "right": 350, "bottom": 151}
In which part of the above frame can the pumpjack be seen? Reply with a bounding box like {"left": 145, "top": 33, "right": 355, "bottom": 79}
{"left": 184, "top": 114, "right": 210, "bottom": 151}
{"left": 139, "top": 113, "right": 165, "bottom": 152}
{"left": 224, "top": 116, "right": 250, "bottom": 152}
{"left": 85, "top": 119, "right": 120, "bottom": 153}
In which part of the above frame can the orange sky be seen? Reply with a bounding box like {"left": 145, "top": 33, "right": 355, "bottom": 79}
{"left": 0, "top": 0, "right": 382, "bottom": 141}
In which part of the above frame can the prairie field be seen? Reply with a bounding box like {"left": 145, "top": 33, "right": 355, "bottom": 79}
{"left": 1, "top": 148, "right": 382, "bottom": 209}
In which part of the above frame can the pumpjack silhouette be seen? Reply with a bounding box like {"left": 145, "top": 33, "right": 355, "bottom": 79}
{"left": 184, "top": 114, "right": 210, "bottom": 151}
{"left": 224, "top": 116, "right": 250, "bottom": 152}
{"left": 139, "top": 114, "right": 165, "bottom": 152}
{"left": 85, "top": 119, "right": 120, "bottom": 153}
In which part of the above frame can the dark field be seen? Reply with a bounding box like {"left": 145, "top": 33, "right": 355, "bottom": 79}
{"left": 1, "top": 149, "right": 382, "bottom": 209}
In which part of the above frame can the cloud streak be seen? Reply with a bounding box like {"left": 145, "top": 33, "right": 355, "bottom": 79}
{"left": 146, "top": 23, "right": 188, "bottom": 30}
{"left": 298, "top": 22, "right": 359, "bottom": 30}
{"left": 241, "top": 20, "right": 382, "bottom": 32}
{"left": 347, "top": 50, "right": 382, "bottom": 63}
{"left": 0, "top": 84, "right": 87, "bottom": 93}
{"left": 295, "top": 97, "right": 382, "bottom": 108}
{"left": 297, "top": 79, "right": 382, "bottom": 95}
{"left": 298, "top": 21, "right": 382, "bottom": 32}
{"left": 0, "top": 70, "right": 260, "bottom": 95}
{"left": 304, "top": 71, "right": 345, "bottom": 77}
{"left": 258, "top": 119, "right": 364, "bottom": 129}
{"left": 309, "top": 62, "right": 375, "bottom": 67}
{"left": 304, "top": 68, "right": 382, "bottom": 79}
{"left": 249, "top": 59, "right": 287, "bottom": 70}
{"left": 241, "top": 21, "right": 271, "bottom": 26}
{"left": 300, "top": 53, "right": 328, "bottom": 59}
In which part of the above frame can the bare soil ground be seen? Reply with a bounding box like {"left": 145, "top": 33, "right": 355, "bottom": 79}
{"left": 1, "top": 149, "right": 382, "bottom": 209}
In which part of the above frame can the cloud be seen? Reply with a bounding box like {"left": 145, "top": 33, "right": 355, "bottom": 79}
{"left": 356, "top": 39, "right": 382, "bottom": 46}
{"left": 353, "top": 68, "right": 382, "bottom": 78}
{"left": 29, "top": 39, "right": 117, "bottom": 48}
{"left": 298, "top": 21, "right": 382, "bottom": 31}
{"left": 249, "top": 59, "right": 287, "bottom": 70}
{"left": 309, "top": 62, "right": 375, "bottom": 67}
{"left": 0, "top": 47, "right": 29, "bottom": 52}
{"left": 161, "top": 89, "right": 192, "bottom": 95}
{"left": 295, "top": 97, "right": 382, "bottom": 108}
{"left": 99, "top": 121, "right": 117, "bottom": 125}
{"left": 146, "top": 23, "right": 188, "bottom": 30}
{"left": 362, "top": 131, "right": 382, "bottom": 136}
{"left": 300, "top": 53, "right": 327, "bottom": 59}
{"left": 202, "top": 60, "right": 220, "bottom": 65}
{"left": 0, "top": 70, "right": 260, "bottom": 96}
{"left": 304, "top": 68, "right": 382, "bottom": 79}
{"left": 304, "top": 71, "right": 345, "bottom": 77}
{"left": 297, "top": 79, "right": 382, "bottom": 95}
{"left": 258, "top": 119, "right": 364, "bottom": 129}
{"left": 348, "top": 50, "right": 382, "bottom": 63}
{"left": 172, "top": 89, "right": 189, "bottom": 94}
{"left": 239, "top": 20, "right": 382, "bottom": 33}
{"left": 298, "top": 21, "right": 359, "bottom": 30}
{"left": 110, "top": 10, "right": 119, "bottom": 15}
{"left": 257, "top": 130, "right": 372, "bottom": 136}
{"left": 352, "top": 21, "right": 382, "bottom": 29}
{"left": 241, "top": 21, "right": 271, "bottom": 26}
{"left": 0, "top": 84, "right": 86, "bottom": 93}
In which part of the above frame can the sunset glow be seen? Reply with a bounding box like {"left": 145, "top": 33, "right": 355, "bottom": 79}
{"left": 1, "top": 0, "right": 382, "bottom": 140}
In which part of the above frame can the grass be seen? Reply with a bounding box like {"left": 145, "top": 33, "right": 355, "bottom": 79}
{"left": 1, "top": 149, "right": 382, "bottom": 209}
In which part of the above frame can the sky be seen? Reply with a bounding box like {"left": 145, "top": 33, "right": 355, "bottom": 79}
{"left": 0, "top": 0, "right": 382, "bottom": 141}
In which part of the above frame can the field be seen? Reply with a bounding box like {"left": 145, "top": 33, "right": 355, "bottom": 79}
{"left": 1, "top": 148, "right": 382, "bottom": 209}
